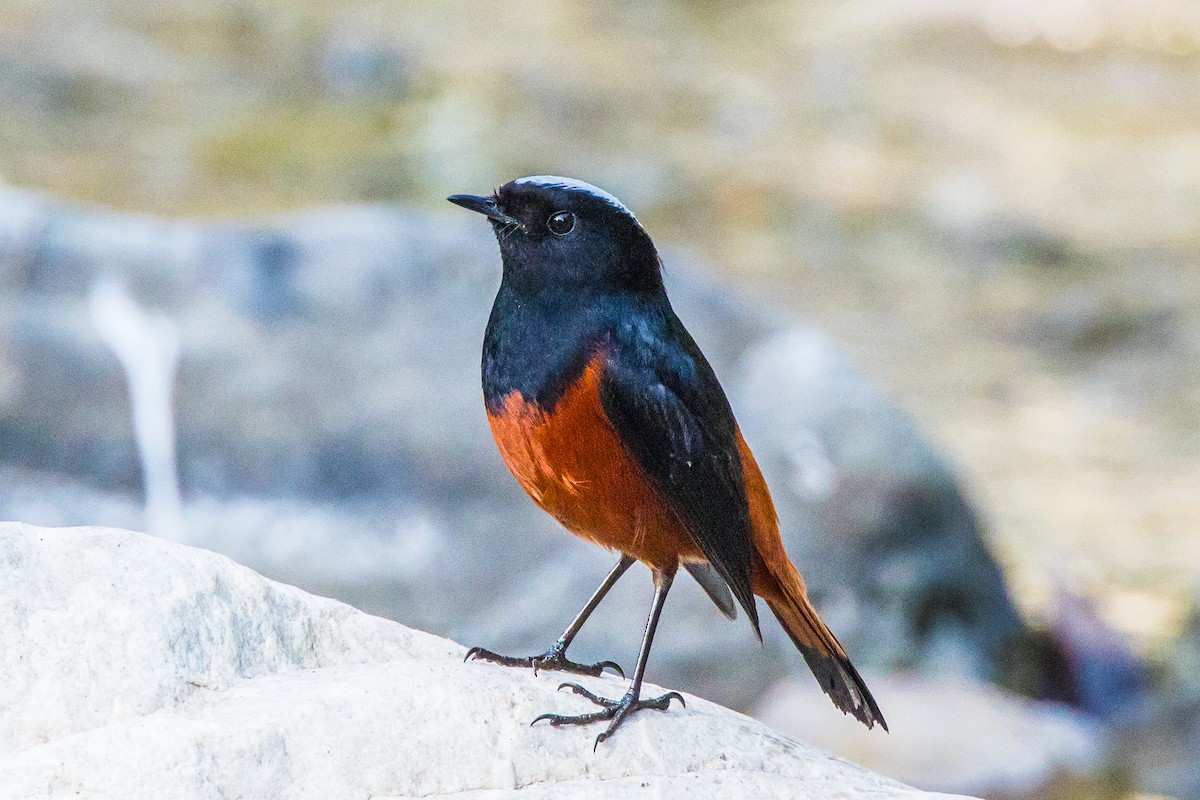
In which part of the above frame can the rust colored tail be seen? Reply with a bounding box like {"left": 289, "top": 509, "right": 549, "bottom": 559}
{"left": 734, "top": 427, "right": 885, "bottom": 729}
{"left": 763, "top": 562, "right": 888, "bottom": 731}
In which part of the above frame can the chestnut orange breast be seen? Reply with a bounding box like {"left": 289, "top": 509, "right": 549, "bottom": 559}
{"left": 486, "top": 355, "right": 703, "bottom": 569}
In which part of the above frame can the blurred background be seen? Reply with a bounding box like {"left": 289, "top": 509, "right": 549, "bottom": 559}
{"left": 1, "top": 1, "right": 1197, "bottom": 798}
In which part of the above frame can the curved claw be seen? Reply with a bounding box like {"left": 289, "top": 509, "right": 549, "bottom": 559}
{"left": 557, "top": 682, "right": 613, "bottom": 707}
{"left": 597, "top": 660, "right": 625, "bottom": 679}
{"left": 530, "top": 712, "right": 557, "bottom": 727}
{"left": 664, "top": 691, "right": 685, "bottom": 709}
{"left": 463, "top": 646, "right": 484, "bottom": 663}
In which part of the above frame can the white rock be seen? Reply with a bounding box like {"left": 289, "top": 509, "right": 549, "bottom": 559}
{"left": 0, "top": 522, "right": 974, "bottom": 799}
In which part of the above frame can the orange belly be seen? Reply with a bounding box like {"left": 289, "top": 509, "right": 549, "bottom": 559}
{"left": 486, "top": 357, "right": 702, "bottom": 569}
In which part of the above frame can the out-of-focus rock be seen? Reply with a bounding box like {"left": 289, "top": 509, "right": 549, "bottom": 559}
{"left": 1125, "top": 602, "right": 1200, "bottom": 800}
{"left": 755, "top": 674, "right": 1108, "bottom": 799}
{"left": 1049, "top": 590, "right": 1147, "bottom": 720}
{"left": 0, "top": 186, "right": 1039, "bottom": 713}
{"left": 0, "top": 522, "right": 975, "bottom": 800}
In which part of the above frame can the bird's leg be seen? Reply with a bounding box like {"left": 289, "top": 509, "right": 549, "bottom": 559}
{"left": 465, "top": 554, "right": 635, "bottom": 678}
{"left": 534, "top": 566, "right": 684, "bottom": 749}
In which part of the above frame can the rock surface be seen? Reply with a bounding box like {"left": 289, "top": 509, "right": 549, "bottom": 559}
{"left": 0, "top": 187, "right": 1037, "bottom": 711}
{"left": 0, "top": 522, "right": 973, "bottom": 800}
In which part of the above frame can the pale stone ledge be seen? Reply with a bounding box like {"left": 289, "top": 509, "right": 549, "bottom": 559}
{"left": 0, "top": 523, "right": 975, "bottom": 799}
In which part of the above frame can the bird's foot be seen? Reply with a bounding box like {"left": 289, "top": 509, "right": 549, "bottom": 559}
{"left": 532, "top": 682, "right": 685, "bottom": 749}
{"left": 464, "top": 643, "right": 624, "bottom": 679}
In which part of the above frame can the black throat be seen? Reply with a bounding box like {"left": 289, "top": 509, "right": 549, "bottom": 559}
{"left": 482, "top": 280, "right": 614, "bottom": 414}
{"left": 483, "top": 262, "right": 685, "bottom": 417}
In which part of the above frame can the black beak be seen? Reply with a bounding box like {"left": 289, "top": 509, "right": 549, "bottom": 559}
{"left": 447, "top": 194, "right": 516, "bottom": 225}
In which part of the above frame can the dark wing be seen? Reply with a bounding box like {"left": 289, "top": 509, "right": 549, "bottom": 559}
{"left": 599, "top": 324, "right": 761, "bottom": 637}
{"left": 684, "top": 563, "right": 737, "bottom": 620}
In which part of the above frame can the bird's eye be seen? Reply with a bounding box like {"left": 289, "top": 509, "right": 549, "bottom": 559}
{"left": 546, "top": 211, "right": 576, "bottom": 236}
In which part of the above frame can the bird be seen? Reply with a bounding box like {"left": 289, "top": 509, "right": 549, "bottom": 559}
{"left": 448, "top": 176, "right": 886, "bottom": 747}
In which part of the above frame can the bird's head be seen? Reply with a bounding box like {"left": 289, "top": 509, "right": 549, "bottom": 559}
{"left": 448, "top": 176, "right": 662, "bottom": 295}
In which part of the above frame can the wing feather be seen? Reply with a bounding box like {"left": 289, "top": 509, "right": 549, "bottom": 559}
{"left": 599, "top": 331, "right": 761, "bottom": 637}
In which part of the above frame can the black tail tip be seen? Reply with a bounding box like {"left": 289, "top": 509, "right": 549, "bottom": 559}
{"left": 814, "top": 653, "right": 888, "bottom": 732}
{"left": 847, "top": 700, "right": 889, "bottom": 732}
